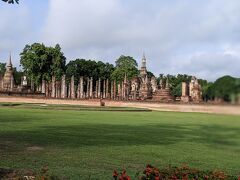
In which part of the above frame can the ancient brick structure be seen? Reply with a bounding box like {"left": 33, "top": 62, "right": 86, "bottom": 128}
{"left": 181, "top": 76, "right": 202, "bottom": 103}
{"left": 1, "top": 55, "right": 14, "bottom": 91}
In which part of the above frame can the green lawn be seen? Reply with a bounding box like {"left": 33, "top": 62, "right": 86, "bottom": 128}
{"left": 0, "top": 105, "right": 240, "bottom": 179}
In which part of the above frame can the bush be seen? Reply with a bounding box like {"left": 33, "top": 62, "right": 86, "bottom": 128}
{"left": 113, "top": 165, "right": 240, "bottom": 180}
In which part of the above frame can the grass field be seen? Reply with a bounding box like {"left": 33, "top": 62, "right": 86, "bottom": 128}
{"left": 0, "top": 104, "right": 240, "bottom": 179}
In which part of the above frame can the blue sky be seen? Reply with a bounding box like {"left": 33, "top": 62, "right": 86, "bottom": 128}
{"left": 0, "top": 0, "right": 240, "bottom": 81}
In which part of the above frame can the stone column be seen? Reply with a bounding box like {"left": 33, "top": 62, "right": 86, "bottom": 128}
{"left": 122, "top": 81, "right": 125, "bottom": 100}
{"left": 117, "top": 83, "right": 121, "bottom": 100}
{"left": 10, "top": 75, "right": 14, "bottom": 91}
{"left": 110, "top": 81, "right": 113, "bottom": 100}
{"left": 113, "top": 80, "right": 116, "bottom": 100}
{"left": 70, "top": 75, "right": 75, "bottom": 99}
{"left": 77, "top": 79, "right": 80, "bottom": 99}
{"left": 98, "top": 78, "right": 101, "bottom": 98}
{"left": 79, "top": 76, "right": 83, "bottom": 99}
{"left": 56, "top": 81, "right": 61, "bottom": 98}
{"left": 45, "top": 82, "right": 49, "bottom": 97}
{"left": 61, "top": 75, "right": 67, "bottom": 98}
{"left": 42, "top": 79, "right": 46, "bottom": 94}
{"left": 182, "top": 82, "right": 188, "bottom": 97}
{"left": 106, "top": 79, "right": 109, "bottom": 99}
{"left": 181, "top": 82, "right": 190, "bottom": 103}
{"left": 77, "top": 83, "right": 80, "bottom": 99}
{"left": 103, "top": 79, "right": 106, "bottom": 98}
{"left": 125, "top": 83, "right": 129, "bottom": 101}
{"left": 90, "top": 77, "right": 93, "bottom": 98}
{"left": 86, "top": 77, "right": 89, "bottom": 98}
{"left": 51, "top": 76, "right": 56, "bottom": 98}
{"left": 96, "top": 80, "right": 99, "bottom": 98}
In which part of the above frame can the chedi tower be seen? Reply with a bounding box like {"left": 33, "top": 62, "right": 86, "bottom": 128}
{"left": 1, "top": 54, "right": 15, "bottom": 91}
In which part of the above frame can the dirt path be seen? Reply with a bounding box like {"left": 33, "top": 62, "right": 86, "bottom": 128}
{"left": 0, "top": 97, "right": 240, "bottom": 115}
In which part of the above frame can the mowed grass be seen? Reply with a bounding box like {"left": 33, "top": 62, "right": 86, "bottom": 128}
{"left": 0, "top": 105, "right": 240, "bottom": 179}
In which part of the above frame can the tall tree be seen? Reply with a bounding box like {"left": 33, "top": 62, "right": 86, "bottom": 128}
{"left": 111, "top": 55, "right": 138, "bottom": 82}
{"left": 20, "top": 43, "right": 66, "bottom": 85}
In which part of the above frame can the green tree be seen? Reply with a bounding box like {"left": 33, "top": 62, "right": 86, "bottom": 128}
{"left": 172, "top": 83, "right": 182, "bottom": 97}
{"left": 20, "top": 43, "right": 66, "bottom": 85}
{"left": 111, "top": 55, "right": 138, "bottom": 82}
{"left": 13, "top": 68, "right": 24, "bottom": 85}
{"left": 66, "top": 59, "right": 114, "bottom": 84}
{"left": 0, "top": 62, "right": 6, "bottom": 76}
{"left": 210, "top": 76, "right": 237, "bottom": 101}
{"left": 161, "top": 74, "right": 192, "bottom": 96}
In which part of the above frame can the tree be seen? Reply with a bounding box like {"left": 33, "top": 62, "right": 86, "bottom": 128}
{"left": 13, "top": 68, "right": 24, "bottom": 85}
{"left": 20, "top": 43, "right": 66, "bottom": 85}
{"left": 0, "top": 62, "right": 6, "bottom": 76}
{"left": 111, "top": 55, "right": 138, "bottom": 82}
{"left": 65, "top": 59, "right": 114, "bottom": 84}
{"left": 2, "top": 0, "right": 19, "bottom": 4}
{"left": 210, "top": 76, "right": 237, "bottom": 101}
{"left": 160, "top": 74, "right": 192, "bottom": 96}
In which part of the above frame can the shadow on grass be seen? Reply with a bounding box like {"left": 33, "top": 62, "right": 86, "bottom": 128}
{"left": 0, "top": 123, "right": 240, "bottom": 150}
{"left": 0, "top": 103, "right": 23, "bottom": 107}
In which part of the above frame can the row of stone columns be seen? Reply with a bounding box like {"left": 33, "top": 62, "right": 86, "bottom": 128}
{"left": 41, "top": 75, "right": 130, "bottom": 100}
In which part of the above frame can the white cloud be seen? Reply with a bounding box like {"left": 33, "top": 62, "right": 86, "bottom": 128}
{"left": 42, "top": 0, "right": 240, "bottom": 80}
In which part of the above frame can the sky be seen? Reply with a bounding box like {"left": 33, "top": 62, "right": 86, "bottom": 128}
{"left": 0, "top": 0, "right": 240, "bottom": 81}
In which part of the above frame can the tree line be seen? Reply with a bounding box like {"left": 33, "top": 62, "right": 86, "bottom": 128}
{"left": 0, "top": 43, "right": 239, "bottom": 102}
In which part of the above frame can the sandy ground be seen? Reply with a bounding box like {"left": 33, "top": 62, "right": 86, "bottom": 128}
{"left": 0, "top": 97, "right": 240, "bottom": 115}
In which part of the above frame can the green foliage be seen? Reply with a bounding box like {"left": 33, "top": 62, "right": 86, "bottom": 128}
{"left": 209, "top": 76, "right": 239, "bottom": 101}
{"left": 157, "top": 74, "right": 211, "bottom": 99}
{"left": 65, "top": 59, "right": 114, "bottom": 84}
{"left": 20, "top": 43, "right": 66, "bottom": 85}
{"left": 0, "top": 62, "right": 6, "bottom": 76}
{"left": 13, "top": 68, "right": 24, "bottom": 85}
{"left": 159, "top": 74, "right": 192, "bottom": 96}
{"left": 172, "top": 83, "right": 182, "bottom": 97}
{"left": 111, "top": 55, "right": 138, "bottom": 82}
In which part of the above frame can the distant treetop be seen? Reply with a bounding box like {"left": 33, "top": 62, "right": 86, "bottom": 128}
{"left": 2, "top": 0, "right": 19, "bottom": 4}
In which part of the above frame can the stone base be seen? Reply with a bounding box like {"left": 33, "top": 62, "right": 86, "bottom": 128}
{"left": 0, "top": 91, "right": 45, "bottom": 98}
{"left": 181, "top": 96, "right": 190, "bottom": 103}
{"left": 139, "top": 91, "right": 152, "bottom": 100}
{"left": 152, "top": 89, "right": 174, "bottom": 102}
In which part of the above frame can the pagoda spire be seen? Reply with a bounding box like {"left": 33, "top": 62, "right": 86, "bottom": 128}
{"left": 140, "top": 52, "right": 147, "bottom": 76}
{"left": 141, "top": 52, "right": 146, "bottom": 68}
{"left": 7, "top": 52, "right": 13, "bottom": 69}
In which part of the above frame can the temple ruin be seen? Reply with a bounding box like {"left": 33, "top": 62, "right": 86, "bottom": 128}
{"left": 0, "top": 54, "right": 203, "bottom": 103}
{"left": 181, "top": 76, "right": 202, "bottom": 103}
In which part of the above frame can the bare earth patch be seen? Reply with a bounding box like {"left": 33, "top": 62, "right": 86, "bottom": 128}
{"left": 0, "top": 97, "right": 240, "bottom": 115}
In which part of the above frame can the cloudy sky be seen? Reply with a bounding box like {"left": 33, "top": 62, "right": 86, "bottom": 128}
{"left": 0, "top": 0, "right": 240, "bottom": 81}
